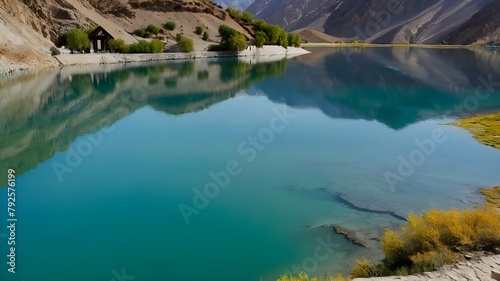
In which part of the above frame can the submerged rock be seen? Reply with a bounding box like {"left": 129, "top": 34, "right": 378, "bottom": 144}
{"left": 322, "top": 224, "right": 368, "bottom": 248}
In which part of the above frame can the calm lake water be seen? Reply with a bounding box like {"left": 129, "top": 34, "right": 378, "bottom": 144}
{"left": 1, "top": 47, "right": 500, "bottom": 281}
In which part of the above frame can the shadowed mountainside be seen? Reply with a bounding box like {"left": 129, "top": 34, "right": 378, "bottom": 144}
{"left": 246, "top": 0, "right": 497, "bottom": 44}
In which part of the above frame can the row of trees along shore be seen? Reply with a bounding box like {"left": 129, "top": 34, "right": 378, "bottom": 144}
{"left": 58, "top": 8, "right": 301, "bottom": 53}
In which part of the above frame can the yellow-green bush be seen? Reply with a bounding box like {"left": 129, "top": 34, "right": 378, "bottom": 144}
{"left": 481, "top": 186, "right": 500, "bottom": 207}
{"left": 277, "top": 272, "right": 345, "bottom": 281}
{"left": 350, "top": 206, "right": 500, "bottom": 278}
{"left": 375, "top": 206, "right": 500, "bottom": 275}
{"left": 350, "top": 259, "right": 389, "bottom": 278}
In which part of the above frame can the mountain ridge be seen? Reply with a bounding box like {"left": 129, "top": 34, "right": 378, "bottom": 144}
{"left": 247, "top": 0, "right": 500, "bottom": 45}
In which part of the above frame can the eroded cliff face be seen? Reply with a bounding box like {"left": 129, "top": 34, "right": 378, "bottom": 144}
{"left": 247, "top": 0, "right": 496, "bottom": 44}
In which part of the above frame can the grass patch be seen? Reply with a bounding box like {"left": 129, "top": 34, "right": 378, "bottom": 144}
{"left": 452, "top": 112, "right": 500, "bottom": 149}
{"left": 277, "top": 272, "right": 346, "bottom": 281}
{"left": 481, "top": 186, "right": 500, "bottom": 208}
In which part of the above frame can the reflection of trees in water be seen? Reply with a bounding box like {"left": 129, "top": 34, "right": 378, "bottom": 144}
{"left": 0, "top": 58, "right": 290, "bottom": 186}
{"left": 217, "top": 59, "right": 288, "bottom": 84}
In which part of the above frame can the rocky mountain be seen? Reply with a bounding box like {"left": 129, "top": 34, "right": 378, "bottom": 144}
{"left": 247, "top": 0, "right": 498, "bottom": 44}
{"left": 447, "top": 0, "right": 500, "bottom": 45}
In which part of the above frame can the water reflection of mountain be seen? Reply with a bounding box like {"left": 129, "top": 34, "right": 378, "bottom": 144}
{"left": 1, "top": 48, "right": 500, "bottom": 185}
{"left": 256, "top": 47, "right": 500, "bottom": 129}
{"left": 0, "top": 59, "right": 288, "bottom": 186}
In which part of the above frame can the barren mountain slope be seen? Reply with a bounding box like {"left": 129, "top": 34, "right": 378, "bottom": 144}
{"left": 447, "top": 0, "right": 500, "bottom": 45}
{"left": 247, "top": 0, "right": 495, "bottom": 44}
{"left": 0, "top": 0, "right": 252, "bottom": 73}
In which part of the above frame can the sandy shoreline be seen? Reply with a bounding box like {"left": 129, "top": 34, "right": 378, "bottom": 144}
{"left": 54, "top": 46, "right": 310, "bottom": 66}
{"left": 301, "top": 43, "right": 478, "bottom": 49}
{"left": 0, "top": 46, "right": 309, "bottom": 75}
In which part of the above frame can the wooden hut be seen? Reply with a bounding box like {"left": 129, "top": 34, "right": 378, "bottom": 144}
{"left": 88, "top": 26, "right": 114, "bottom": 53}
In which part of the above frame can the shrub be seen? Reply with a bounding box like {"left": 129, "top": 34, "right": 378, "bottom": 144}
{"left": 195, "top": 26, "right": 203, "bottom": 35}
{"left": 66, "top": 28, "right": 89, "bottom": 52}
{"left": 278, "top": 29, "right": 289, "bottom": 47}
{"left": 133, "top": 28, "right": 150, "bottom": 38}
{"left": 288, "top": 33, "right": 302, "bottom": 47}
{"left": 129, "top": 40, "right": 151, "bottom": 53}
{"left": 241, "top": 11, "right": 253, "bottom": 24}
{"left": 217, "top": 25, "right": 247, "bottom": 51}
{"left": 351, "top": 259, "right": 389, "bottom": 278}
{"left": 150, "top": 39, "right": 165, "bottom": 53}
{"left": 264, "top": 24, "right": 282, "bottom": 45}
{"left": 365, "top": 206, "right": 500, "bottom": 277}
{"left": 164, "top": 21, "right": 176, "bottom": 30}
{"left": 228, "top": 33, "right": 247, "bottom": 51}
{"left": 146, "top": 24, "right": 160, "bottom": 35}
{"left": 202, "top": 31, "right": 209, "bottom": 41}
{"left": 252, "top": 19, "right": 267, "bottom": 32}
{"left": 108, "top": 39, "right": 129, "bottom": 53}
{"left": 176, "top": 33, "right": 183, "bottom": 42}
{"left": 255, "top": 31, "right": 267, "bottom": 48}
{"left": 226, "top": 6, "right": 241, "bottom": 20}
{"left": 481, "top": 186, "right": 500, "bottom": 207}
{"left": 409, "top": 250, "right": 450, "bottom": 274}
{"left": 218, "top": 24, "right": 238, "bottom": 40}
{"left": 177, "top": 35, "right": 194, "bottom": 52}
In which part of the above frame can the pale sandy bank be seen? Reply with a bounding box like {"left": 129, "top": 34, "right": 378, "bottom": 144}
{"left": 54, "top": 46, "right": 310, "bottom": 66}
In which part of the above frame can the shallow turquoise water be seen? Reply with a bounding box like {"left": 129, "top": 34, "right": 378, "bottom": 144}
{"left": 1, "top": 47, "right": 500, "bottom": 281}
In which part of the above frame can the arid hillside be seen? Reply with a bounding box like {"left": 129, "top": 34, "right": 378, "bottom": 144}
{"left": 0, "top": 0, "right": 251, "bottom": 74}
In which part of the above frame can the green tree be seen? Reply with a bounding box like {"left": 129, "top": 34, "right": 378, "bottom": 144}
{"left": 252, "top": 19, "right": 267, "bottom": 32}
{"left": 66, "top": 28, "right": 90, "bottom": 52}
{"left": 133, "top": 28, "right": 150, "bottom": 38}
{"left": 129, "top": 40, "right": 151, "bottom": 53}
{"left": 288, "top": 33, "right": 302, "bottom": 47}
{"left": 150, "top": 39, "right": 165, "bottom": 53}
{"left": 228, "top": 33, "right": 247, "bottom": 51}
{"left": 178, "top": 35, "right": 194, "bottom": 52}
{"left": 255, "top": 31, "right": 267, "bottom": 48}
{"left": 195, "top": 26, "right": 204, "bottom": 35}
{"left": 264, "top": 24, "right": 281, "bottom": 45}
{"left": 218, "top": 25, "right": 238, "bottom": 41}
{"left": 164, "top": 21, "right": 176, "bottom": 30}
{"left": 146, "top": 24, "right": 160, "bottom": 35}
{"left": 108, "top": 39, "right": 129, "bottom": 53}
{"left": 217, "top": 25, "right": 247, "bottom": 51}
{"left": 278, "top": 29, "right": 289, "bottom": 48}
{"left": 226, "top": 6, "right": 241, "bottom": 19}
{"left": 241, "top": 12, "right": 253, "bottom": 24}
{"left": 202, "top": 31, "right": 209, "bottom": 41}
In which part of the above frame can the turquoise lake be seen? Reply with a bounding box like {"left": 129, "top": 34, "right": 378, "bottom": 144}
{"left": 1, "top": 47, "right": 500, "bottom": 281}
